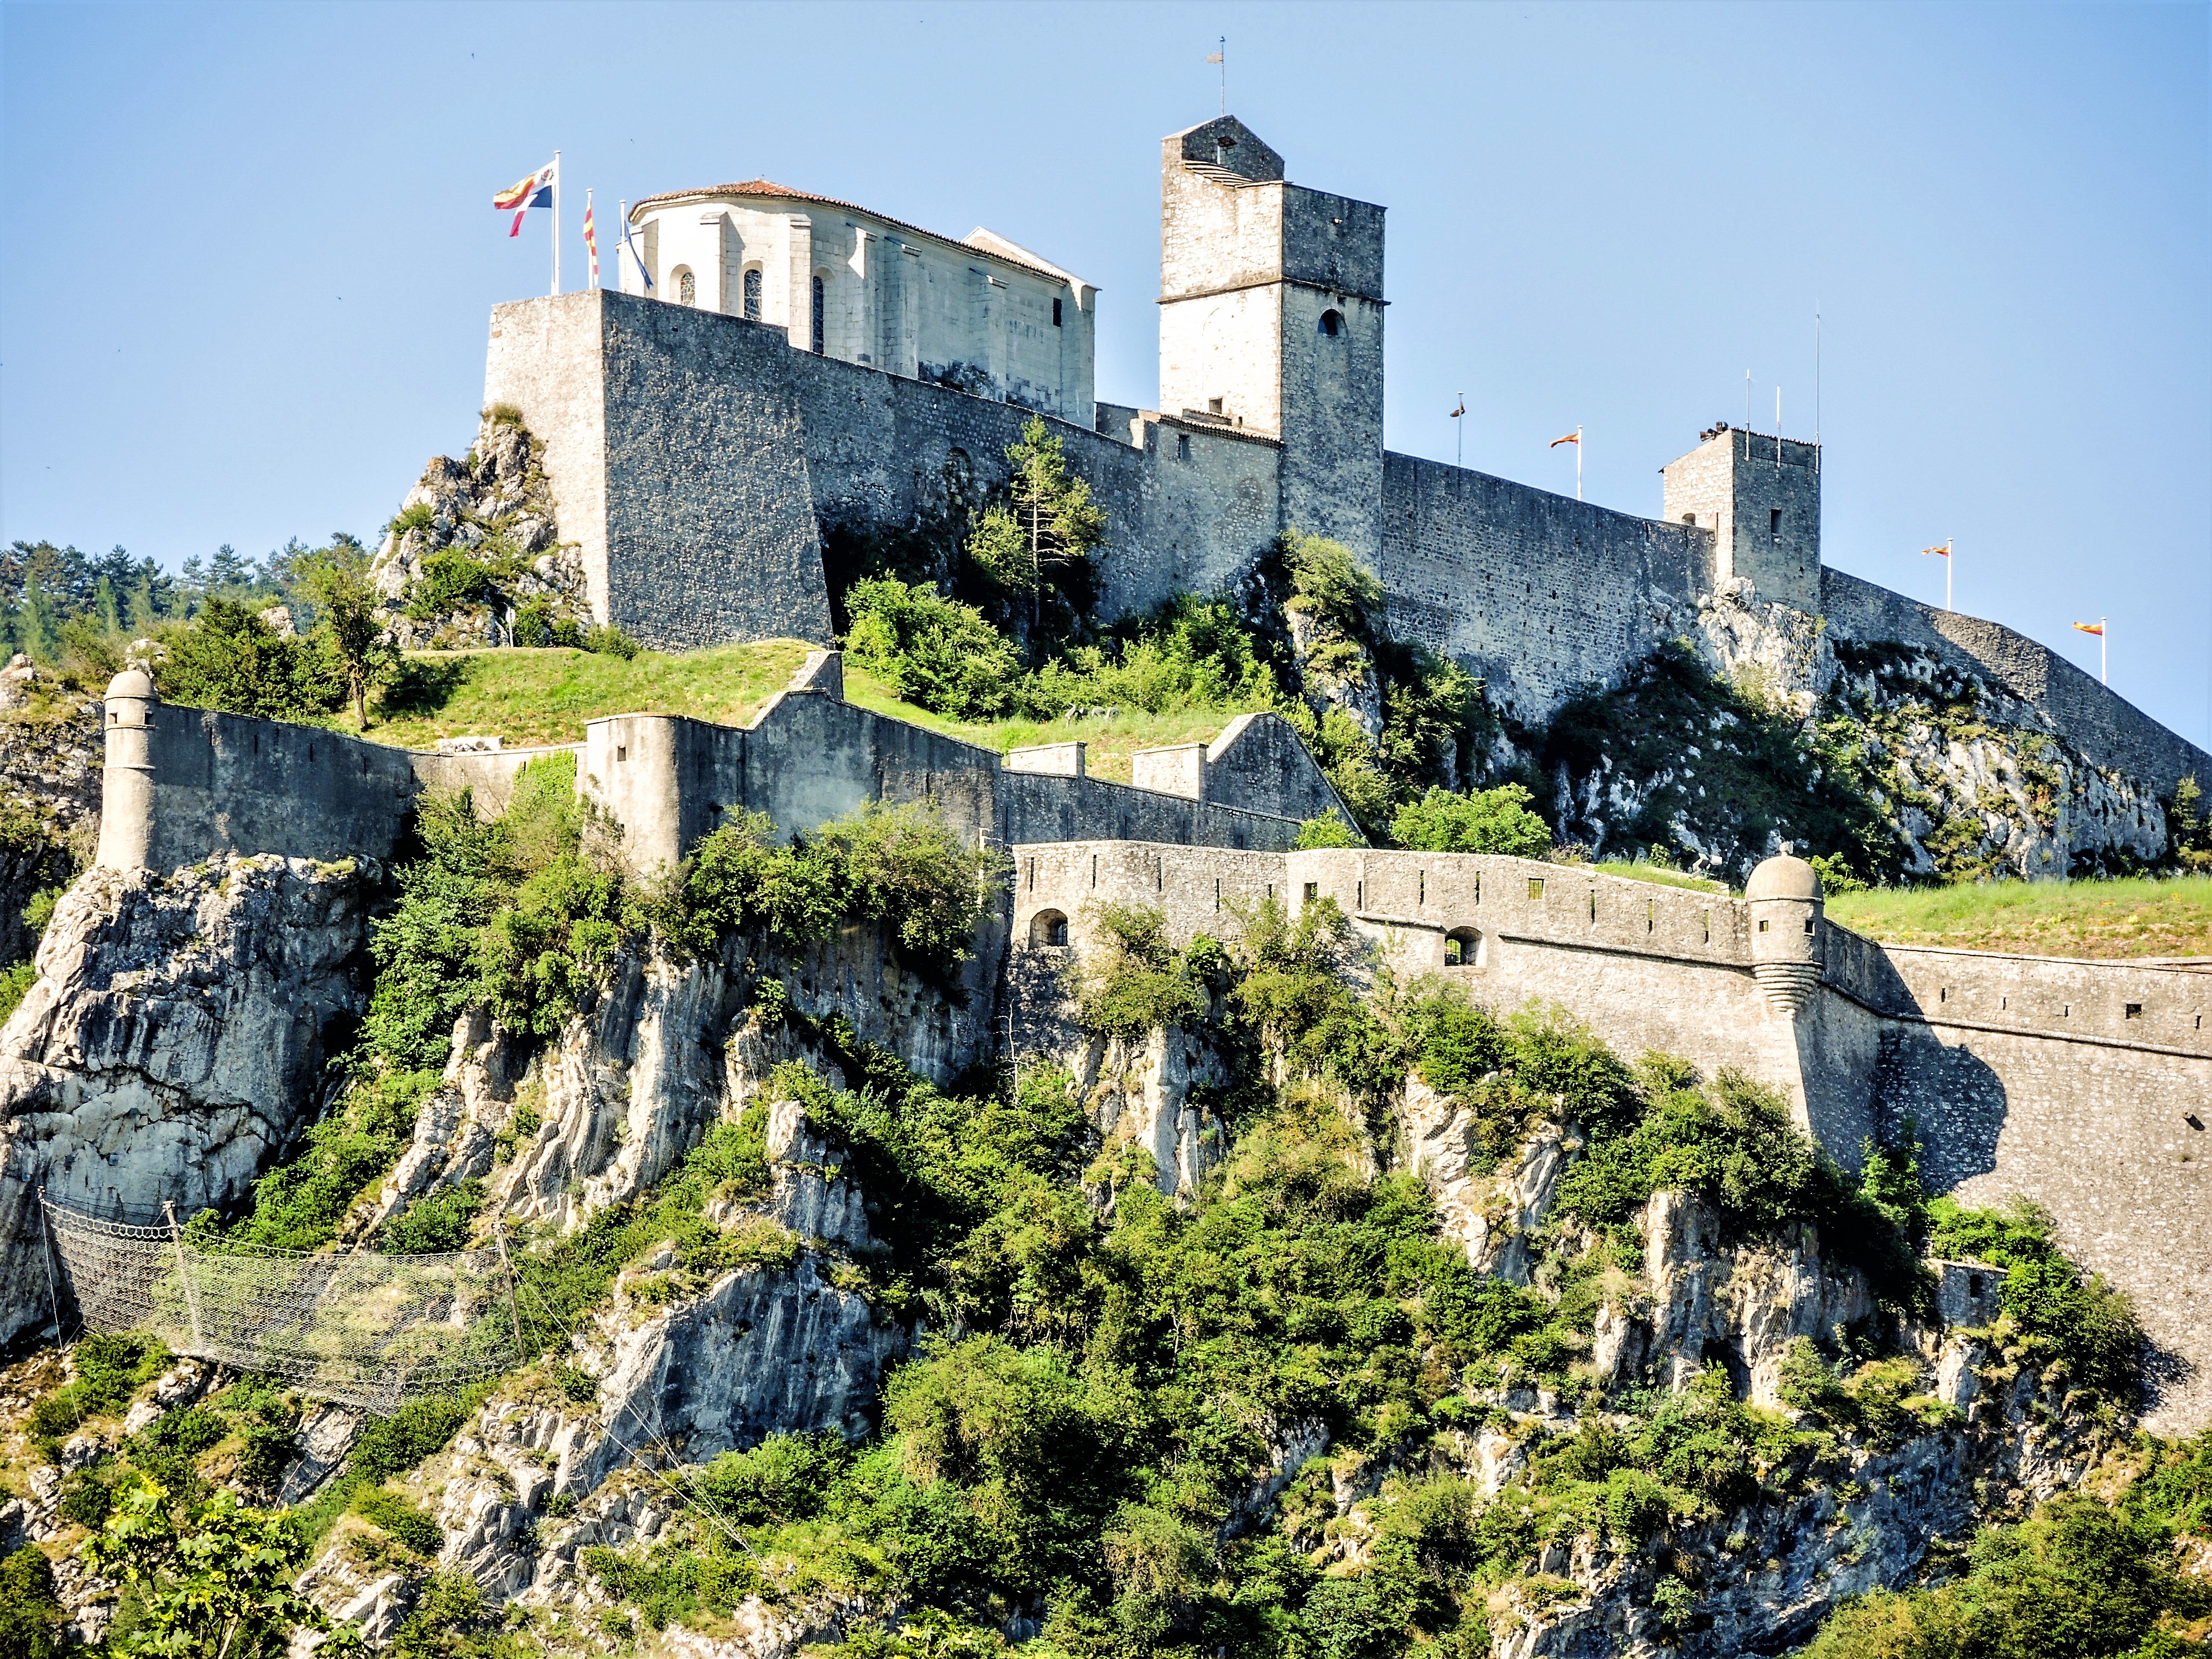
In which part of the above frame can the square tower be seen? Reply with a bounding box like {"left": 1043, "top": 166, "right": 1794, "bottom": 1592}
{"left": 1157, "top": 118, "right": 1386, "bottom": 564}
{"left": 1661, "top": 425, "right": 1823, "bottom": 612}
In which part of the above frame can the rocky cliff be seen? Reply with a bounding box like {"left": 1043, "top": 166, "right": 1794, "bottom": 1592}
{"left": 0, "top": 854, "right": 371, "bottom": 1342}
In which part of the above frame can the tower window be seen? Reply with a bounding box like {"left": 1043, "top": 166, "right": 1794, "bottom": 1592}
{"left": 743, "top": 267, "right": 763, "bottom": 321}
{"left": 1318, "top": 309, "right": 1343, "bottom": 337}
{"left": 1052, "top": 296, "right": 1063, "bottom": 327}
{"left": 1770, "top": 508, "right": 1782, "bottom": 541}
{"left": 811, "top": 275, "right": 825, "bottom": 352}
{"left": 675, "top": 266, "right": 696, "bottom": 306}
{"left": 1176, "top": 433, "right": 1191, "bottom": 461}
{"left": 1208, "top": 397, "right": 1223, "bottom": 414}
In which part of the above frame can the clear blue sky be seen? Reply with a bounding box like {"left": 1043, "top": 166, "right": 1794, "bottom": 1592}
{"left": 3, "top": 1, "right": 2206, "bottom": 746}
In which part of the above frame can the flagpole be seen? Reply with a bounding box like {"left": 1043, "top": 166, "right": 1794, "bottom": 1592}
{"left": 2101, "top": 618, "right": 2107, "bottom": 685}
{"left": 1577, "top": 426, "right": 1583, "bottom": 502}
{"left": 1946, "top": 539, "right": 1952, "bottom": 612}
{"left": 586, "top": 188, "right": 594, "bottom": 288}
{"left": 552, "top": 150, "right": 561, "bottom": 296}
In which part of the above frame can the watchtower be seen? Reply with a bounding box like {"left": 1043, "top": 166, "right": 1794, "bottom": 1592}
{"left": 1661, "top": 425, "right": 1823, "bottom": 612}
{"left": 1157, "top": 117, "right": 1386, "bottom": 565}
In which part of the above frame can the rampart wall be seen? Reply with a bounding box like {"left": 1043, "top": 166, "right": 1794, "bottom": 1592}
{"left": 1376, "top": 454, "right": 1713, "bottom": 722}
{"left": 1008, "top": 841, "right": 2212, "bottom": 1430}
{"left": 581, "top": 687, "right": 1311, "bottom": 876}
{"left": 1823, "top": 568, "right": 2212, "bottom": 800}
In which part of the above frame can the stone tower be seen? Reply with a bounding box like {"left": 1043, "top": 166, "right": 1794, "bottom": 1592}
{"left": 97, "top": 668, "right": 155, "bottom": 872}
{"left": 1661, "top": 426, "right": 1823, "bottom": 611}
{"left": 1745, "top": 851, "right": 1824, "bottom": 1015}
{"left": 1156, "top": 117, "right": 1387, "bottom": 565}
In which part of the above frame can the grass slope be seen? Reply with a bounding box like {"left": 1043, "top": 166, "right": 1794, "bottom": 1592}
{"left": 1828, "top": 875, "right": 2212, "bottom": 961}
{"left": 363, "top": 638, "right": 1269, "bottom": 784}
{"left": 365, "top": 640, "right": 813, "bottom": 749}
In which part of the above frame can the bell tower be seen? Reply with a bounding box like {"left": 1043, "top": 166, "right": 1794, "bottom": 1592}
{"left": 1157, "top": 117, "right": 1386, "bottom": 565}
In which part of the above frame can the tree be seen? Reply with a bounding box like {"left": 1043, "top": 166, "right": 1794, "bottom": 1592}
{"left": 964, "top": 418, "right": 1106, "bottom": 633}
{"left": 86, "top": 1484, "right": 356, "bottom": 1659}
{"left": 157, "top": 598, "right": 340, "bottom": 721}
{"left": 1390, "top": 784, "right": 1553, "bottom": 857}
{"left": 299, "top": 540, "right": 398, "bottom": 729}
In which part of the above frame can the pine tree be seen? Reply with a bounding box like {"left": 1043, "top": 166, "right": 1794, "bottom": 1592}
{"left": 963, "top": 417, "right": 1105, "bottom": 634}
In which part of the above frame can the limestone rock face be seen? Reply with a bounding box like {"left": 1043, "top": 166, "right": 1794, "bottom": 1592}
{"left": 369, "top": 411, "right": 589, "bottom": 650}
{"left": 1286, "top": 607, "right": 1385, "bottom": 743}
{"left": 1074, "top": 1023, "right": 1225, "bottom": 1199}
{"left": 0, "top": 687, "right": 101, "bottom": 967}
{"left": 1402, "top": 1076, "right": 1568, "bottom": 1284}
{"left": 0, "top": 856, "right": 369, "bottom": 1344}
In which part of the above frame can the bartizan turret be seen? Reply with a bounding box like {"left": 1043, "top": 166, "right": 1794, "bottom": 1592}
{"left": 1746, "top": 851, "right": 1823, "bottom": 1015}
{"left": 96, "top": 667, "right": 156, "bottom": 872}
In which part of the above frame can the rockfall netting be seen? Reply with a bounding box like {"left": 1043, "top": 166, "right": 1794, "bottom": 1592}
{"left": 38, "top": 1197, "right": 520, "bottom": 1413}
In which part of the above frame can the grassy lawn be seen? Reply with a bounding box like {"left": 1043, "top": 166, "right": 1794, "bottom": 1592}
{"left": 1827, "top": 875, "right": 2212, "bottom": 961}
{"left": 356, "top": 641, "right": 1266, "bottom": 784}
{"left": 363, "top": 639, "right": 814, "bottom": 749}
{"left": 1590, "top": 860, "right": 1730, "bottom": 895}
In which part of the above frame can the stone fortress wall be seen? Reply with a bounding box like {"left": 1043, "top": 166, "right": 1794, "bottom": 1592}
{"left": 79, "top": 654, "right": 2212, "bottom": 1430}
{"left": 87, "top": 653, "right": 1344, "bottom": 884}
{"left": 482, "top": 116, "right": 2211, "bottom": 810}
{"left": 1008, "top": 841, "right": 2212, "bottom": 1432}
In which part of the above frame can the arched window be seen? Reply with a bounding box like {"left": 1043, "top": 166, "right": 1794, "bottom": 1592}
{"left": 1029, "top": 909, "right": 1070, "bottom": 948}
{"left": 743, "top": 267, "right": 763, "bottom": 321}
{"left": 1444, "top": 927, "right": 1481, "bottom": 967}
{"left": 1318, "top": 309, "right": 1343, "bottom": 337}
{"left": 674, "top": 266, "right": 696, "bottom": 306}
{"left": 811, "top": 274, "right": 826, "bottom": 352}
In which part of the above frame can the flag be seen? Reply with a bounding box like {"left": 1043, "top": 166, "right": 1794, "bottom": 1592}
{"left": 1206, "top": 50, "right": 1223, "bottom": 63}
{"left": 1550, "top": 430, "right": 1579, "bottom": 447}
{"left": 583, "top": 196, "right": 599, "bottom": 287}
{"left": 620, "top": 210, "right": 654, "bottom": 291}
{"left": 494, "top": 160, "right": 556, "bottom": 238}
{"left": 1922, "top": 542, "right": 1950, "bottom": 557}
{"left": 2072, "top": 621, "right": 2104, "bottom": 637}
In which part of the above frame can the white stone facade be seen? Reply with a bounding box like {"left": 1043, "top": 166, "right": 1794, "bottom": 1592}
{"left": 619, "top": 182, "right": 1095, "bottom": 422}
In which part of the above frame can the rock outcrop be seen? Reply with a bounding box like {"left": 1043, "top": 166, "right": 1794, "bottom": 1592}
{"left": 370, "top": 411, "right": 588, "bottom": 651}
{"left": 0, "top": 855, "right": 371, "bottom": 1342}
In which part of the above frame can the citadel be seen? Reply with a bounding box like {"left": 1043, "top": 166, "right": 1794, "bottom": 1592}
{"left": 2, "top": 112, "right": 2208, "bottom": 1464}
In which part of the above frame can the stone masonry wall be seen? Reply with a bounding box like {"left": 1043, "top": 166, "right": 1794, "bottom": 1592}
{"left": 580, "top": 690, "right": 1309, "bottom": 877}
{"left": 1378, "top": 453, "right": 1714, "bottom": 723}
{"left": 1009, "top": 839, "right": 2212, "bottom": 1430}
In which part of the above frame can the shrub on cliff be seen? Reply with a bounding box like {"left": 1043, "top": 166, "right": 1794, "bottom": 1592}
{"left": 156, "top": 597, "right": 347, "bottom": 722}
{"left": 1391, "top": 783, "right": 1552, "bottom": 858}
{"left": 1926, "top": 1195, "right": 2144, "bottom": 1399}
{"left": 685, "top": 800, "right": 1000, "bottom": 985}
{"left": 843, "top": 575, "right": 1022, "bottom": 719}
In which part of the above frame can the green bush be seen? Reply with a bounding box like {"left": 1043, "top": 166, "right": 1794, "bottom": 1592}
{"left": 0, "top": 1544, "right": 63, "bottom": 1659}
{"left": 843, "top": 576, "right": 1022, "bottom": 718}
{"left": 1926, "top": 1196, "right": 2143, "bottom": 1398}
{"left": 351, "top": 1485, "right": 443, "bottom": 1556}
{"left": 380, "top": 1179, "right": 486, "bottom": 1254}
{"left": 583, "top": 624, "right": 639, "bottom": 660}
{"left": 156, "top": 597, "right": 344, "bottom": 722}
{"left": 0, "top": 962, "right": 34, "bottom": 1026}
{"left": 1070, "top": 903, "right": 1207, "bottom": 1039}
{"left": 404, "top": 549, "right": 495, "bottom": 622}
{"left": 1390, "top": 784, "right": 1553, "bottom": 858}
{"left": 686, "top": 800, "right": 998, "bottom": 985}
{"left": 1293, "top": 813, "right": 1361, "bottom": 849}
{"left": 350, "top": 1398, "right": 471, "bottom": 1484}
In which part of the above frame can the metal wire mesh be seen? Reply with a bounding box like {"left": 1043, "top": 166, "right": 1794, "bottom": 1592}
{"left": 40, "top": 1197, "right": 519, "bottom": 1414}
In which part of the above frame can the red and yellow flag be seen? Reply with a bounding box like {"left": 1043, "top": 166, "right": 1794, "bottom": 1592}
{"left": 1550, "top": 430, "right": 1579, "bottom": 448}
{"left": 583, "top": 197, "right": 599, "bottom": 286}
{"left": 1921, "top": 541, "right": 1950, "bottom": 558}
{"left": 2072, "top": 620, "right": 2104, "bottom": 638}
{"left": 494, "top": 160, "right": 556, "bottom": 238}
